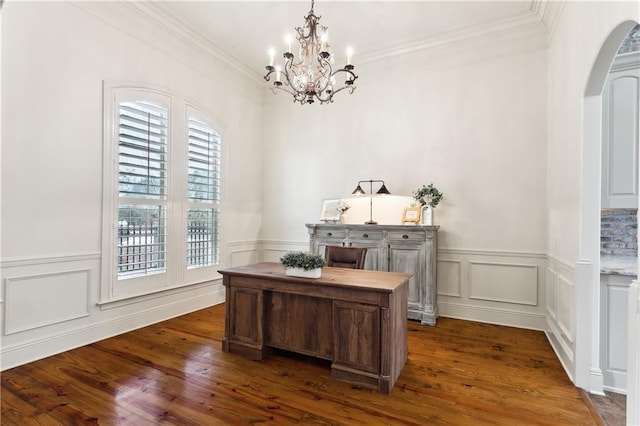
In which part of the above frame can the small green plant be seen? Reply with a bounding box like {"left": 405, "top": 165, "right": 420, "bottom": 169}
{"left": 280, "top": 251, "right": 326, "bottom": 271}
{"left": 413, "top": 183, "right": 443, "bottom": 208}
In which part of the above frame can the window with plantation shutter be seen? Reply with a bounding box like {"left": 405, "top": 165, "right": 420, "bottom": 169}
{"left": 186, "top": 114, "right": 221, "bottom": 268}
{"left": 117, "top": 101, "right": 168, "bottom": 278}
{"left": 102, "top": 85, "right": 223, "bottom": 302}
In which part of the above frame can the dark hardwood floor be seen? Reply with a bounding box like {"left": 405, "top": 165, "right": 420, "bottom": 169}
{"left": 2, "top": 304, "right": 600, "bottom": 425}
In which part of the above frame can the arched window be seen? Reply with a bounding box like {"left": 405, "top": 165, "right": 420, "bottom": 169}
{"left": 101, "top": 85, "right": 222, "bottom": 301}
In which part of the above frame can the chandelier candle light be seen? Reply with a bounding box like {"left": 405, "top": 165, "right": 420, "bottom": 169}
{"left": 264, "top": 0, "right": 358, "bottom": 105}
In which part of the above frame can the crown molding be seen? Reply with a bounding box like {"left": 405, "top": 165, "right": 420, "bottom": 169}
{"left": 356, "top": 6, "right": 547, "bottom": 67}
{"left": 70, "top": 0, "right": 264, "bottom": 90}
{"left": 72, "top": 1, "right": 561, "bottom": 92}
{"left": 129, "top": 1, "right": 262, "bottom": 86}
{"left": 530, "top": 0, "right": 565, "bottom": 46}
{"left": 354, "top": 13, "right": 547, "bottom": 86}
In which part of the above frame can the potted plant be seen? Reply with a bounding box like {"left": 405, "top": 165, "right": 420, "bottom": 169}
{"left": 280, "top": 251, "right": 327, "bottom": 278}
{"left": 413, "top": 183, "right": 443, "bottom": 226}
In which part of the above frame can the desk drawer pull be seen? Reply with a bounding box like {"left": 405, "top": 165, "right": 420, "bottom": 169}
{"left": 327, "top": 232, "right": 333, "bottom": 237}
{"left": 402, "top": 234, "right": 409, "bottom": 239}
{"left": 363, "top": 233, "right": 369, "bottom": 238}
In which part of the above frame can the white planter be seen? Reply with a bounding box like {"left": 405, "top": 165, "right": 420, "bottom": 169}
{"left": 285, "top": 267, "right": 322, "bottom": 279}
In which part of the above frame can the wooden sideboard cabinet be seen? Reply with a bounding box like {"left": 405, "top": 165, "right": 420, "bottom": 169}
{"left": 306, "top": 223, "right": 439, "bottom": 325}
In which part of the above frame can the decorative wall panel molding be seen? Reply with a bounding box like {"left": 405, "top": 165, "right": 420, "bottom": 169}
{"left": 557, "top": 274, "right": 575, "bottom": 342}
{"left": 544, "top": 256, "right": 577, "bottom": 387}
{"left": 469, "top": 261, "right": 538, "bottom": 306}
{"left": 0, "top": 251, "right": 223, "bottom": 371}
{"left": 439, "top": 248, "right": 546, "bottom": 259}
{"left": 437, "top": 260, "right": 462, "bottom": 297}
{"left": 4, "top": 269, "right": 91, "bottom": 335}
{"left": 545, "top": 315, "right": 576, "bottom": 382}
{"left": 0, "top": 252, "right": 101, "bottom": 268}
{"left": 600, "top": 274, "right": 631, "bottom": 393}
{"left": 261, "top": 241, "right": 547, "bottom": 330}
{"left": 229, "top": 248, "right": 259, "bottom": 267}
{"left": 0, "top": 289, "right": 221, "bottom": 371}
{"left": 546, "top": 267, "right": 558, "bottom": 320}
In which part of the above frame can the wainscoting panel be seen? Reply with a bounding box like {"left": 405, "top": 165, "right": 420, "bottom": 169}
{"left": 600, "top": 273, "right": 632, "bottom": 393}
{"left": 546, "top": 267, "right": 557, "bottom": 320}
{"left": 259, "top": 242, "right": 548, "bottom": 330}
{"left": 437, "top": 260, "right": 462, "bottom": 297}
{"left": 545, "top": 256, "right": 577, "bottom": 385}
{"left": 261, "top": 240, "right": 308, "bottom": 264}
{"left": 230, "top": 249, "right": 259, "bottom": 267}
{"left": 227, "top": 241, "right": 261, "bottom": 267}
{"left": 0, "top": 253, "right": 223, "bottom": 370}
{"left": 557, "top": 274, "right": 574, "bottom": 342}
{"left": 468, "top": 261, "right": 538, "bottom": 306}
{"left": 5, "top": 269, "right": 91, "bottom": 335}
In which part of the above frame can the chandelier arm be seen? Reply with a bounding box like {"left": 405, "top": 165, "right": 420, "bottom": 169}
{"left": 281, "top": 55, "right": 299, "bottom": 91}
{"left": 329, "top": 85, "right": 356, "bottom": 96}
{"left": 330, "top": 67, "right": 358, "bottom": 81}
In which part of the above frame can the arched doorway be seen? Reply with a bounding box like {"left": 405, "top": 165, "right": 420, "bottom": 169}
{"left": 580, "top": 20, "right": 639, "bottom": 423}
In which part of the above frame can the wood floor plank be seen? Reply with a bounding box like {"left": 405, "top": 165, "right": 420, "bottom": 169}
{"left": 1, "top": 304, "right": 599, "bottom": 425}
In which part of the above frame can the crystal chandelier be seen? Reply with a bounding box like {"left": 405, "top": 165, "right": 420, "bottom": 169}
{"left": 264, "top": 0, "right": 358, "bottom": 105}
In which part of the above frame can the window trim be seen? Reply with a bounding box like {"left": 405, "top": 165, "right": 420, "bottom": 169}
{"left": 101, "top": 82, "right": 225, "bottom": 303}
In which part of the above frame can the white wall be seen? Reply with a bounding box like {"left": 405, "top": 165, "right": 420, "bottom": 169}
{"left": 262, "top": 24, "right": 549, "bottom": 329}
{"left": 546, "top": 0, "right": 639, "bottom": 391}
{"left": 0, "top": 2, "right": 263, "bottom": 369}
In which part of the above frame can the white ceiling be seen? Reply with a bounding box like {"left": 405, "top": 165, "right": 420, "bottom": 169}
{"left": 156, "top": 1, "right": 539, "bottom": 79}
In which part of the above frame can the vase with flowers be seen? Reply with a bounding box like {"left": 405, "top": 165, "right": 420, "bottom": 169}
{"left": 337, "top": 199, "right": 351, "bottom": 224}
{"left": 413, "top": 183, "right": 443, "bottom": 226}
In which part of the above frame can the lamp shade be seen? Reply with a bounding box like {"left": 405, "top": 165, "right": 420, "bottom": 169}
{"left": 352, "top": 184, "right": 365, "bottom": 195}
{"left": 376, "top": 183, "right": 391, "bottom": 195}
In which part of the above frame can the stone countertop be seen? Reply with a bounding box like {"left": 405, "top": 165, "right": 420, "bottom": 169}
{"left": 600, "top": 255, "right": 637, "bottom": 276}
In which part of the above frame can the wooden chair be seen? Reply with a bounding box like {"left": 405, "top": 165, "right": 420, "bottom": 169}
{"left": 324, "top": 246, "right": 368, "bottom": 269}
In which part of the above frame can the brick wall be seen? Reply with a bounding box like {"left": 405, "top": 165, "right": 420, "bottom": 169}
{"left": 601, "top": 208, "right": 638, "bottom": 256}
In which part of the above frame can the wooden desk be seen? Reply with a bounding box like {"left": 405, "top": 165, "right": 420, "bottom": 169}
{"left": 219, "top": 262, "right": 410, "bottom": 393}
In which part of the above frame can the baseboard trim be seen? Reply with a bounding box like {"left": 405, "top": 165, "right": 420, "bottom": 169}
{"left": 545, "top": 325, "right": 576, "bottom": 385}
{"left": 438, "top": 301, "right": 546, "bottom": 330}
{"left": 0, "top": 286, "right": 225, "bottom": 371}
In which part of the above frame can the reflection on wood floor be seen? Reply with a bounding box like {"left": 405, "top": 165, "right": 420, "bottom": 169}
{"left": 1, "top": 304, "right": 600, "bottom": 425}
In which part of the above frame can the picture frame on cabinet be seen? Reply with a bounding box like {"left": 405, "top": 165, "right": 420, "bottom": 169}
{"left": 320, "top": 199, "right": 341, "bottom": 222}
{"left": 402, "top": 206, "right": 421, "bottom": 224}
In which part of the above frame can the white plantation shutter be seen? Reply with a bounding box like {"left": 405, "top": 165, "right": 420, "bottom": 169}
{"left": 119, "top": 102, "right": 168, "bottom": 199}
{"left": 186, "top": 117, "right": 220, "bottom": 268}
{"left": 187, "top": 117, "right": 220, "bottom": 202}
{"left": 117, "top": 101, "right": 169, "bottom": 278}
{"left": 186, "top": 115, "right": 221, "bottom": 268}
{"left": 102, "top": 85, "right": 224, "bottom": 300}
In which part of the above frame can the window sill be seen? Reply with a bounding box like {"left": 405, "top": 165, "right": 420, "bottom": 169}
{"left": 98, "top": 276, "right": 222, "bottom": 311}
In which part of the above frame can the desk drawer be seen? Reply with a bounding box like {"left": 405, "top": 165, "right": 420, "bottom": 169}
{"left": 388, "top": 231, "right": 425, "bottom": 241}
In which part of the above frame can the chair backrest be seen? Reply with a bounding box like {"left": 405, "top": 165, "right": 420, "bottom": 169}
{"left": 324, "top": 246, "right": 368, "bottom": 269}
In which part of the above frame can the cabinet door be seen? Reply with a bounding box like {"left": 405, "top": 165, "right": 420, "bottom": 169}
{"left": 332, "top": 301, "right": 380, "bottom": 374}
{"left": 388, "top": 243, "right": 425, "bottom": 312}
{"left": 348, "top": 240, "right": 386, "bottom": 271}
